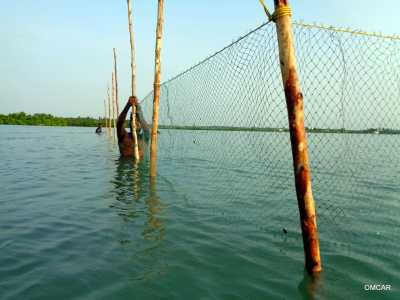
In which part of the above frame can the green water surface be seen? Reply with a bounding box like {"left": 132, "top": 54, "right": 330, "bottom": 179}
{"left": 0, "top": 125, "right": 399, "bottom": 299}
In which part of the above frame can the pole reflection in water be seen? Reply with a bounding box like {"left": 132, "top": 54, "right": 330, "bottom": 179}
{"left": 144, "top": 175, "right": 164, "bottom": 242}
{"left": 298, "top": 270, "right": 324, "bottom": 300}
{"left": 111, "top": 158, "right": 166, "bottom": 280}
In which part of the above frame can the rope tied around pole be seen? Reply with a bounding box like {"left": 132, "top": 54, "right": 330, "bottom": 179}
{"left": 272, "top": 5, "right": 292, "bottom": 21}
{"left": 258, "top": 0, "right": 292, "bottom": 22}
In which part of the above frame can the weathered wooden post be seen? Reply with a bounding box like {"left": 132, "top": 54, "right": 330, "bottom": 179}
{"left": 113, "top": 48, "right": 120, "bottom": 117}
{"left": 260, "top": 0, "right": 322, "bottom": 273}
{"left": 275, "top": 0, "right": 321, "bottom": 273}
{"left": 104, "top": 98, "right": 107, "bottom": 128}
{"left": 112, "top": 71, "right": 117, "bottom": 142}
{"left": 150, "top": 0, "right": 165, "bottom": 177}
{"left": 107, "top": 85, "right": 112, "bottom": 136}
{"left": 127, "top": 0, "right": 140, "bottom": 161}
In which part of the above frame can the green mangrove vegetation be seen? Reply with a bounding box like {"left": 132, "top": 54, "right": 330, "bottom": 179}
{"left": 158, "top": 125, "right": 400, "bottom": 135}
{"left": 1, "top": 112, "right": 399, "bottom": 134}
{"left": 0, "top": 112, "right": 107, "bottom": 127}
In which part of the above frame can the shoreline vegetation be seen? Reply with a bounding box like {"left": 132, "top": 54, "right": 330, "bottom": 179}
{"left": 1, "top": 112, "right": 399, "bottom": 134}
{"left": 0, "top": 112, "right": 120, "bottom": 128}
{"left": 159, "top": 125, "right": 400, "bottom": 135}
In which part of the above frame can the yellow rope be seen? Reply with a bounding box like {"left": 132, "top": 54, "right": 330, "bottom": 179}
{"left": 273, "top": 6, "right": 292, "bottom": 21}
{"left": 258, "top": 0, "right": 292, "bottom": 22}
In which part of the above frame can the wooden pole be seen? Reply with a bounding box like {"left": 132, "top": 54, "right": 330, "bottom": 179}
{"left": 107, "top": 85, "right": 112, "bottom": 136}
{"left": 273, "top": 0, "right": 321, "bottom": 273}
{"left": 104, "top": 98, "right": 107, "bottom": 128}
{"left": 150, "top": 0, "right": 165, "bottom": 177}
{"left": 127, "top": 0, "right": 140, "bottom": 161}
{"left": 112, "top": 71, "right": 117, "bottom": 143}
{"left": 113, "top": 48, "right": 120, "bottom": 117}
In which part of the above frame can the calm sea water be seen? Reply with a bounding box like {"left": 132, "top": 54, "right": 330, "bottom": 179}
{"left": 0, "top": 125, "right": 399, "bottom": 300}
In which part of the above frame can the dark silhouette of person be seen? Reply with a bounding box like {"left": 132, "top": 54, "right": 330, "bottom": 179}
{"left": 95, "top": 123, "right": 102, "bottom": 134}
{"left": 117, "top": 96, "right": 150, "bottom": 158}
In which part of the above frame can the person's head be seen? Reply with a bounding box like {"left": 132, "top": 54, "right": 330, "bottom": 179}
{"left": 129, "top": 96, "right": 138, "bottom": 106}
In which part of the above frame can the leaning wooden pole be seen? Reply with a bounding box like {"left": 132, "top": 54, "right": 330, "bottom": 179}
{"left": 112, "top": 72, "right": 117, "bottom": 143}
{"left": 127, "top": 0, "right": 140, "bottom": 161}
{"left": 150, "top": 0, "right": 165, "bottom": 177}
{"left": 113, "top": 48, "right": 120, "bottom": 117}
{"left": 273, "top": 0, "right": 321, "bottom": 273}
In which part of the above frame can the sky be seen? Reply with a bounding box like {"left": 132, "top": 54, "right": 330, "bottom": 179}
{"left": 1, "top": 1, "right": 399, "bottom": 117}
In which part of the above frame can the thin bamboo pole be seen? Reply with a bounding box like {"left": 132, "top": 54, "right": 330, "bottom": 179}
{"left": 113, "top": 48, "right": 120, "bottom": 117}
{"left": 127, "top": 0, "right": 140, "bottom": 161}
{"left": 112, "top": 71, "right": 117, "bottom": 143}
{"left": 104, "top": 98, "right": 107, "bottom": 128}
{"left": 273, "top": 0, "right": 321, "bottom": 273}
{"left": 107, "top": 85, "right": 112, "bottom": 136}
{"left": 150, "top": 0, "right": 165, "bottom": 177}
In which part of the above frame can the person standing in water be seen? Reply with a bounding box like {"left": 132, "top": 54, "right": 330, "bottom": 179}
{"left": 117, "top": 96, "right": 150, "bottom": 158}
{"left": 95, "top": 123, "right": 102, "bottom": 134}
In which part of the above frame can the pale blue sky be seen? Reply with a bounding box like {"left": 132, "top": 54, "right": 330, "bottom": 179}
{"left": 1, "top": 1, "right": 399, "bottom": 117}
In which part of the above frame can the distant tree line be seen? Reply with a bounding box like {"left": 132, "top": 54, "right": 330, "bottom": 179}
{"left": 2, "top": 112, "right": 399, "bottom": 134}
{"left": 158, "top": 125, "right": 400, "bottom": 135}
{"left": 0, "top": 112, "right": 108, "bottom": 127}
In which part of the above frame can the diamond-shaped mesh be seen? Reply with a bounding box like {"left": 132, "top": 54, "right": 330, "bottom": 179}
{"left": 141, "top": 22, "right": 400, "bottom": 242}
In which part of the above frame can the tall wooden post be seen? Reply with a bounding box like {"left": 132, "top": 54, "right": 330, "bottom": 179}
{"left": 112, "top": 71, "right": 117, "bottom": 142}
{"left": 107, "top": 85, "right": 112, "bottom": 136}
{"left": 104, "top": 98, "right": 107, "bottom": 128}
{"left": 150, "top": 0, "right": 165, "bottom": 177}
{"left": 113, "top": 48, "right": 120, "bottom": 117}
{"left": 127, "top": 0, "right": 140, "bottom": 161}
{"left": 273, "top": 0, "right": 321, "bottom": 273}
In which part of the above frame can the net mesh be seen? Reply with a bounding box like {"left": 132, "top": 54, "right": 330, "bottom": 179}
{"left": 141, "top": 21, "right": 400, "bottom": 250}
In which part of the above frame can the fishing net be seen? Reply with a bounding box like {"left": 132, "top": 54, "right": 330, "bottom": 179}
{"left": 141, "top": 21, "right": 400, "bottom": 251}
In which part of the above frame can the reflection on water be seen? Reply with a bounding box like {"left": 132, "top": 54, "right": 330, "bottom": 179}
{"left": 112, "top": 158, "right": 164, "bottom": 238}
{"left": 112, "top": 158, "right": 142, "bottom": 206}
{"left": 298, "top": 271, "right": 324, "bottom": 300}
{"left": 110, "top": 158, "right": 166, "bottom": 279}
{"left": 144, "top": 177, "right": 164, "bottom": 242}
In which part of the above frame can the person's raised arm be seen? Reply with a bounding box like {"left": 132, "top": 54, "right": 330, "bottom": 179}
{"left": 117, "top": 96, "right": 136, "bottom": 140}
